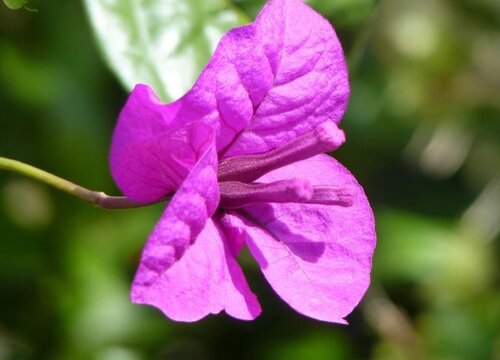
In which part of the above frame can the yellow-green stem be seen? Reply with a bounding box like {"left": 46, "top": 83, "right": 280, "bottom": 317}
{"left": 0, "top": 156, "right": 164, "bottom": 209}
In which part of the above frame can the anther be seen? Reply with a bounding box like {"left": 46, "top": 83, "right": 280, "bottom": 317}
{"left": 218, "top": 122, "right": 345, "bottom": 183}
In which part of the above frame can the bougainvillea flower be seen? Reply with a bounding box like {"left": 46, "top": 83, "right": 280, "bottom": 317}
{"left": 110, "top": 0, "right": 376, "bottom": 323}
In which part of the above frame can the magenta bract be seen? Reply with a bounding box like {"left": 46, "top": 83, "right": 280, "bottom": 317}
{"left": 110, "top": 0, "right": 376, "bottom": 323}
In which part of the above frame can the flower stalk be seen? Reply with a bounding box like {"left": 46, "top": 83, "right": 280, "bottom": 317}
{"left": 0, "top": 156, "right": 156, "bottom": 209}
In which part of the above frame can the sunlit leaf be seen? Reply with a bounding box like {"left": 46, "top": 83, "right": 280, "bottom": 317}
{"left": 84, "top": 0, "right": 248, "bottom": 102}
{"left": 2, "top": 0, "right": 27, "bottom": 10}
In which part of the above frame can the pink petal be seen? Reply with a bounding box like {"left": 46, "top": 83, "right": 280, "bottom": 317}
{"left": 130, "top": 139, "right": 260, "bottom": 321}
{"left": 110, "top": 0, "right": 348, "bottom": 180}
{"left": 132, "top": 135, "right": 219, "bottom": 280}
{"left": 110, "top": 91, "right": 216, "bottom": 202}
{"left": 222, "top": 155, "right": 376, "bottom": 323}
{"left": 223, "top": 0, "right": 349, "bottom": 157}
{"left": 132, "top": 220, "right": 261, "bottom": 322}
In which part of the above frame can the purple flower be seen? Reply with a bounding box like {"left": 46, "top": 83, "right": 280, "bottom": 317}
{"left": 110, "top": 0, "right": 375, "bottom": 323}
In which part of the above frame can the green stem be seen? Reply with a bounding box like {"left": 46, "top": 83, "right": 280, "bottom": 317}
{"left": 0, "top": 157, "right": 164, "bottom": 210}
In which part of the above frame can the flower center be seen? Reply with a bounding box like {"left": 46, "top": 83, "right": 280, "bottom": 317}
{"left": 217, "top": 123, "right": 355, "bottom": 209}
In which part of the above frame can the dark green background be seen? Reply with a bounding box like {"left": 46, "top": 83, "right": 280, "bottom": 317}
{"left": 1, "top": 0, "right": 499, "bottom": 359}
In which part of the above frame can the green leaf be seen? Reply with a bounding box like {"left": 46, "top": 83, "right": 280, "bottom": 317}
{"left": 3, "top": 0, "right": 28, "bottom": 10}
{"left": 84, "top": 0, "right": 249, "bottom": 102}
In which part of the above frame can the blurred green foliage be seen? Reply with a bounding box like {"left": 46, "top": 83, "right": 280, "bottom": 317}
{"left": 0, "top": 0, "right": 499, "bottom": 359}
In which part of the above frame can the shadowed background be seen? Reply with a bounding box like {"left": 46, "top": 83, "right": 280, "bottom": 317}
{"left": 0, "top": 0, "right": 499, "bottom": 359}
